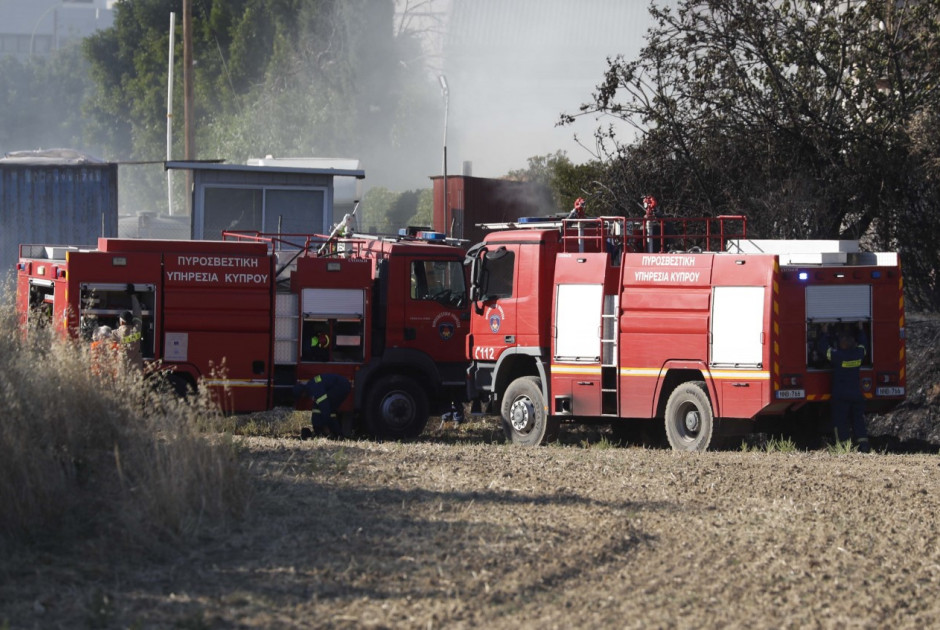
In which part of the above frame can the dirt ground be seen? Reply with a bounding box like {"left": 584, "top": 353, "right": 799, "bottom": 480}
{"left": 3, "top": 431, "right": 940, "bottom": 629}
{"left": 3, "top": 316, "right": 940, "bottom": 629}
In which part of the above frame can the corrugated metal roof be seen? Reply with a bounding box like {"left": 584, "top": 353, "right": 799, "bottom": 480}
{"left": 1, "top": 148, "right": 106, "bottom": 165}
{"left": 165, "top": 161, "right": 366, "bottom": 179}
{"left": 1, "top": 162, "right": 118, "bottom": 271}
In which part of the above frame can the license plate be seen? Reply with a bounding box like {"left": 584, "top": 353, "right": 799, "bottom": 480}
{"left": 876, "top": 387, "right": 905, "bottom": 397}
{"left": 776, "top": 389, "right": 805, "bottom": 400}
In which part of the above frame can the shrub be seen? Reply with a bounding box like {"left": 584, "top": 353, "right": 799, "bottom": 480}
{"left": 0, "top": 293, "right": 249, "bottom": 555}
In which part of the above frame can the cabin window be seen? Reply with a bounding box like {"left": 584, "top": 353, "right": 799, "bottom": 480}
{"left": 483, "top": 250, "right": 514, "bottom": 299}
{"left": 410, "top": 260, "right": 466, "bottom": 306}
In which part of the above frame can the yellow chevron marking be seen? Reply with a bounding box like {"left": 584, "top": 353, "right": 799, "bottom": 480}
{"left": 203, "top": 379, "right": 269, "bottom": 388}
{"left": 619, "top": 368, "right": 662, "bottom": 377}
{"left": 709, "top": 371, "right": 770, "bottom": 380}
{"left": 618, "top": 368, "right": 769, "bottom": 380}
{"left": 551, "top": 365, "right": 603, "bottom": 376}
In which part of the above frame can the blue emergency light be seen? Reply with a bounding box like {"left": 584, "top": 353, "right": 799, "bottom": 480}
{"left": 417, "top": 231, "right": 446, "bottom": 241}
{"left": 518, "top": 216, "right": 554, "bottom": 223}
{"left": 798, "top": 272, "right": 809, "bottom": 281}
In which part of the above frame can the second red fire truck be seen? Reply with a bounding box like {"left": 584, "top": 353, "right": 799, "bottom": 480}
{"left": 464, "top": 203, "right": 906, "bottom": 450}
{"left": 16, "top": 227, "right": 469, "bottom": 439}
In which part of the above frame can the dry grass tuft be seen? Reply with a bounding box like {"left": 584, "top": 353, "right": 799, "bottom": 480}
{"left": 0, "top": 293, "right": 249, "bottom": 556}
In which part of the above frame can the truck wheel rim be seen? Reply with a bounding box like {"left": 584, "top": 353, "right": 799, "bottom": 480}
{"left": 684, "top": 409, "right": 700, "bottom": 434}
{"left": 380, "top": 391, "right": 415, "bottom": 429}
{"left": 509, "top": 397, "right": 535, "bottom": 432}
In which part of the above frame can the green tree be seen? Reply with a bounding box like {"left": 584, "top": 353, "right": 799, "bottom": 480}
{"left": 84, "top": 0, "right": 440, "bottom": 215}
{"left": 358, "top": 187, "right": 433, "bottom": 234}
{"left": 359, "top": 186, "right": 399, "bottom": 234}
{"left": 566, "top": 0, "right": 940, "bottom": 305}
{"left": 83, "top": 0, "right": 437, "bottom": 160}
{"left": 0, "top": 44, "right": 99, "bottom": 156}
{"left": 505, "top": 151, "right": 606, "bottom": 215}
{"left": 409, "top": 189, "right": 433, "bottom": 228}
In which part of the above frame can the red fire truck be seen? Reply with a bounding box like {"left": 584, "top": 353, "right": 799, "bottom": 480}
{"left": 464, "top": 206, "right": 906, "bottom": 450}
{"left": 16, "top": 228, "right": 469, "bottom": 439}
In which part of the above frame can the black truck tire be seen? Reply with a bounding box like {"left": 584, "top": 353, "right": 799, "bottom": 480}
{"left": 500, "top": 376, "right": 559, "bottom": 446}
{"left": 664, "top": 381, "right": 715, "bottom": 452}
{"left": 364, "top": 374, "right": 429, "bottom": 440}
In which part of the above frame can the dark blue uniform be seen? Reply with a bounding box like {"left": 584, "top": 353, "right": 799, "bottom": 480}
{"left": 296, "top": 374, "right": 351, "bottom": 437}
{"left": 822, "top": 334, "right": 869, "bottom": 449}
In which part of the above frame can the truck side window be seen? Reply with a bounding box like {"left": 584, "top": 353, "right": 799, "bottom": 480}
{"left": 78, "top": 287, "right": 156, "bottom": 358}
{"left": 301, "top": 319, "right": 331, "bottom": 362}
{"left": 484, "top": 251, "right": 514, "bottom": 299}
{"left": 410, "top": 260, "right": 466, "bottom": 306}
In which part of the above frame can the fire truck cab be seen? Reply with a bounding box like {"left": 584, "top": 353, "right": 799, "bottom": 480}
{"left": 16, "top": 229, "right": 469, "bottom": 439}
{"left": 465, "top": 211, "right": 906, "bottom": 450}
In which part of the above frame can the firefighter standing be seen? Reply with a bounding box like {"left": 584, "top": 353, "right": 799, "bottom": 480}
{"left": 294, "top": 374, "right": 351, "bottom": 439}
{"left": 820, "top": 323, "right": 871, "bottom": 453}
{"left": 90, "top": 325, "right": 115, "bottom": 377}
{"left": 115, "top": 310, "right": 143, "bottom": 370}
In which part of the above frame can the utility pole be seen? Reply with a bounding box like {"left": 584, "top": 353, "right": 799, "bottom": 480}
{"left": 166, "top": 12, "right": 176, "bottom": 216}
{"left": 438, "top": 75, "right": 449, "bottom": 236}
{"left": 183, "top": 0, "right": 194, "bottom": 216}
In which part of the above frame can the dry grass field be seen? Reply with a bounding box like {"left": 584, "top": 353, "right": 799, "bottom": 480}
{"left": 3, "top": 423, "right": 940, "bottom": 629}
{"left": 3, "top": 312, "right": 940, "bottom": 629}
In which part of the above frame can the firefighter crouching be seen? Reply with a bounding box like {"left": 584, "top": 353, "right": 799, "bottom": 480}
{"left": 819, "top": 323, "right": 871, "bottom": 453}
{"left": 294, "top": 374, "right": 351, "bottom": 439}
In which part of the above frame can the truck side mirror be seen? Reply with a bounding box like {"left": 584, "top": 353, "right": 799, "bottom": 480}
{"left": 466, "top": 244, "right": 487, "bottom": 303}
{"left": 469, "top": 256, "right": 483, "bottom": 303}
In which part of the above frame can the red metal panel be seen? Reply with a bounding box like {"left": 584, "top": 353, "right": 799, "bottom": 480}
{"left": 619, "top": 254, "right": 716, "bottom": 418}
{"left": 715, "top": 376, "right": 767, "bottom": 418}
{"left": 187, "top": 331, "right": 272, "bottom": 413}
{"left": 622, "top": 252, "right": 714, "bottom": 287}
{"left": 470, "top": 229, "right": 560, "bottom": 363}
{"left": 292, "top": 256, "right": 373, "bottom": 290}
{"left": 98, "top": 238, "right": 267, "bottom": 256}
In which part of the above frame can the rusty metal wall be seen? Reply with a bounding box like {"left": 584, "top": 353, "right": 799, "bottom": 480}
{"left": 0, "top": 163, "right": 118, "bottom": 273}
{"left": 431, "top": 175, "right": 555, "bottom": 245}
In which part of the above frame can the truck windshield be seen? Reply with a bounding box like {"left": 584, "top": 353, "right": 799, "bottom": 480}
{"left": 411, "top": 260, "right": 466, "bottom": 307}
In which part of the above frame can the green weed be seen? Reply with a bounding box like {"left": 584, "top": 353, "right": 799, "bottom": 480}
{"left": 765, "top": 437, "right": 798, "bottom": 453}
{"left": 583, "top": 436, "right": 616, "bottom": 450}
{"left": 827, "top": 439, "right": 858, "bottom": 455}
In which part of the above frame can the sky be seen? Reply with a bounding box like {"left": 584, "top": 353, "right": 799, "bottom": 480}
{"left": 0, "top": 0, "right": 667, "bottom": 208}
{"left": 430, "top": 0, "right": 660, "bottom": 180}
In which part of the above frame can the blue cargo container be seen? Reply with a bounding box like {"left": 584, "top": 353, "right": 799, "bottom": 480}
{"left": 0, "top": 150, "right": 118, "bottom": 273}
